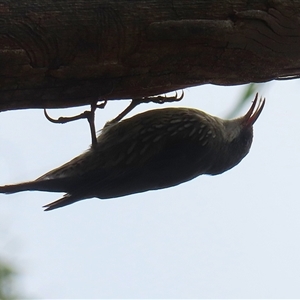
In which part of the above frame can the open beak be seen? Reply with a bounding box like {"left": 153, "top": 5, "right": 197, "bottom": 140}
{"left": 243, "top": 93, "right": 266, "bottom": 127}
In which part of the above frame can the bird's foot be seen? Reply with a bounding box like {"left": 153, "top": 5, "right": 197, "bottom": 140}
{"left": 109, "top": 91, "right": 184, "bottom": 124}
{"left": 136, "top": 91, "right": 184, "bottom": 105}
{"left": 44, "top": 100, "right": 107, "bottom": 148}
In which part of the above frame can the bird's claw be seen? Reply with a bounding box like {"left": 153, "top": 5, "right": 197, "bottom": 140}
{"left": 139, "top": 91, "right": 184, "bottom": 105}
{"left": 44, "top": 100, "right": 107, "bottom": 148}
{"left": 109, "top": 91, "right": 184, "bottom": 124}
{"left": 44, "top": 109, "right": 91, "bottom": 124}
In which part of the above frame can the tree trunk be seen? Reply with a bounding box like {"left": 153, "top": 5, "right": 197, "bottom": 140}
{"left": 0, "top": 0, "right": 299, "bottom": 111}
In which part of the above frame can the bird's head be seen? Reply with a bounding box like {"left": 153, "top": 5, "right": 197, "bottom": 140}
{"left": 211, "top": 93, "right": 265, "bottom": 174}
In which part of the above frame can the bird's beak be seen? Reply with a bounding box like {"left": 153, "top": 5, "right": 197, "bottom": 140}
{"left": 243, "top": 93, "right": 266, "bottom": 127}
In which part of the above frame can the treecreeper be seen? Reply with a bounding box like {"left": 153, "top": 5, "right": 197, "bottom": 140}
{"left": 0, "top": 94, "right": 265, "bottom": 211}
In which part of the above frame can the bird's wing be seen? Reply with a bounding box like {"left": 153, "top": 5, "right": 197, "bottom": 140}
{"left": 36, "top": 108, "right": 215, "bottom": 187}
{"left": 95, "top": 107, "right": 213, "bottom": 167}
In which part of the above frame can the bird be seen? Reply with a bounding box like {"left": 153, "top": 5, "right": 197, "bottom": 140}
{"left": 0, "top": 93, "right": 265, "bottom": 211}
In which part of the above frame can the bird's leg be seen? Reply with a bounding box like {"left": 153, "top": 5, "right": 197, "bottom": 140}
{"left": 44, "top": 100, "right": 107, "bottom": 148}
{"left": 87, "top": 101, "right": 97, "bottom": 148}
{"left": 109, "top": 91, "right": 184, "bottom": 124}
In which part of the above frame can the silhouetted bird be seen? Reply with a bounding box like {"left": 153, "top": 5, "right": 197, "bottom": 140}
{"left": 0, "top": 94, "right": 265, "bottom": 211}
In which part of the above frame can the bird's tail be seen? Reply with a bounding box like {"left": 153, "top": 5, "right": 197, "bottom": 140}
{"left": 43, "top": 193, "right": 82, "bottom": 211}
{"left": 0, "top": 180, "right": 83, "bottom": 211}
{"left": 0, "top": 179, "right": 69, "bottom": 194}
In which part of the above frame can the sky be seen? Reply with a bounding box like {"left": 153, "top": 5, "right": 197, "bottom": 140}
{"left": 1, "top": 81, "right": 300, "bottom": 298}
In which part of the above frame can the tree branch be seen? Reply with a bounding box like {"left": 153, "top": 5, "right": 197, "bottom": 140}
{"left": 0, "top": 0, "right": 300, "bottom": 111}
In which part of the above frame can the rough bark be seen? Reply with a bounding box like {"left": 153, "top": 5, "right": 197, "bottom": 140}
{"left": 0, "top": 0, "right": 299, "bottom": 111}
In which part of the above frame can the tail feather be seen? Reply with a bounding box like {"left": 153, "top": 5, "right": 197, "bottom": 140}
{"left": 0, "top": 178, "right": 71, "bottom": 194}
{"left": 0, "top": 182, "right": 45, "bottom": 194}
{"left": 1, "top": 180, "right": 85, "bottom": 211}
{"left": 43, "top": 194, "right": 83, "bottom": 211}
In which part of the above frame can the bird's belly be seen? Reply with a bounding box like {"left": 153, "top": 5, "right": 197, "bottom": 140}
{"left": 93, "top": 157, "right": 206, "bottom": 199}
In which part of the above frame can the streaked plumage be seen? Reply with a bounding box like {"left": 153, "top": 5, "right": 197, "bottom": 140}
{"left": 0, "top": 94, "right": 265, "bottom": 211}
